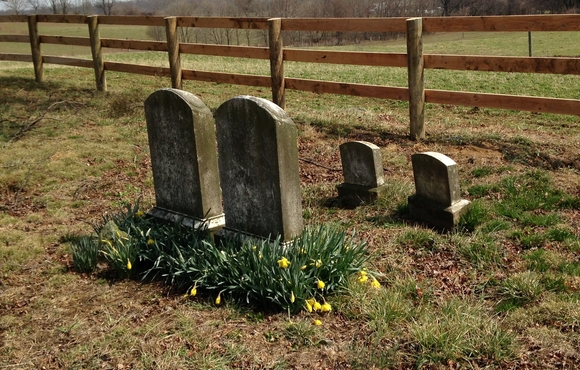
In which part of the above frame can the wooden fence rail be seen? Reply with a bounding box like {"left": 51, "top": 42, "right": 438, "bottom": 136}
{"left": 1, "top": 14, "right": 579, "bottom": 139}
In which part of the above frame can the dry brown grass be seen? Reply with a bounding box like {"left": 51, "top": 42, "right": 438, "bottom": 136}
{"left": 1, "top": 63, "right": 580, "bottom": 369}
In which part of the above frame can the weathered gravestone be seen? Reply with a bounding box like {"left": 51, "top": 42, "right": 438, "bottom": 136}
{"left": 215, "top": 96, "right": 303, "bottom": 242}
{"left": 144, "top": 88, "right": 225, "bottom": 230}
{"left": 408, "top": 152, "right": 471, "bottom": 230}
{"left": 337, "top": 141, "right": 388, "bottom": 206}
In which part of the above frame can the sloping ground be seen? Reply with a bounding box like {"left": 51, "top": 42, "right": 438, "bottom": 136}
{"left": 1, "top": 67, "right": 580, "bottom": 369}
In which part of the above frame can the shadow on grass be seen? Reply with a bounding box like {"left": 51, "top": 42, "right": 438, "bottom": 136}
{"left": 427, "top": 132, "right": 580, "bottom": 171}
{"left": 0, "top": 76, "right": 61, "bottom": 94}
{"left": 0, "top": 76, "right": 100, "bottom": 112}
{"left": 310, "top": 118, "right": 411, "bottom": 144}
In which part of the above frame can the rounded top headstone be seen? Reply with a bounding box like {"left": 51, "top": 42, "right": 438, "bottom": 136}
{"left": 339, "top": 141, "right": 384, "bottom": 187}
{"left": 411, "top": 151, "right": 460, "bottom": 206}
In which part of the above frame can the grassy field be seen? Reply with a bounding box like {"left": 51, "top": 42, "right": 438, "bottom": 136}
{"left": 2, "top": 18, "right": 580, "bottom": 56}
{"left": 1, "top": 32, "right": 580, "bottom": 369}
{"left": 1, "top": 21, "right": 579, "bottom": 100}
{"left": 0, "top": 22, "right": 155, "bottom": 55}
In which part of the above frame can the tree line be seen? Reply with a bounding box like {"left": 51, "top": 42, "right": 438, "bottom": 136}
{"left": 2, "top": 0, "right": 579, "bottom": 17}
{"left": 145, "top": 0, "right": 579, "bottom": 46}
{"left": 2, "top": 0, "right": 578, "bottom": 46}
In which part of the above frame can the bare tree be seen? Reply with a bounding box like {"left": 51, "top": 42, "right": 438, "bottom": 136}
{"left": 46, "top": 0, "right": 59, "bottom": 14}
{"left": 28, "top": 0, "right": 43, "bottom": 13}
{"left": 527, "top": 0, "right": 563, "bottom": 13}
{"left": 503, "top": 0, "right": 525, "bottom": 15}
{"left": 351, "top": 0, "right": 374, "bottom": 17}
{"left": 163, "top": 0, "right": 202, "bottom": 43}
{"left": 269, "top": 0, "right": 299, "bottom": 17}
{"left": 79, "top": 0, "right": 93, "bottom": 13}
{"left": 114, "top": 1, "right": 142, "bottom": 15}
{"left": 94, "top": 0, "right": 115, "bottom": 14}
{"left": 232, "top": 0, "right": 262, "bottom": 45}
{"left": 561, "top": 0, "right": 580, "bottom": 10}
{"left": 439, "top": 0, "right": 460, "bottom": 15}
{"left": 457, "top": 0, "right": 501, "bottom": 15}
{"left": 4, "top": 0, "right": 27, "bottom": 14}
{"left": 46, "top": 0, "right": 72, "bottom": 14}
{"left": 146, "top": 26, "right": 165, "bottom": 41}
{"left": 58, "top": 0, "right": 69, "bottom": 13}
{"left": 439, "top": 0, "right": 479, "bottom": 15}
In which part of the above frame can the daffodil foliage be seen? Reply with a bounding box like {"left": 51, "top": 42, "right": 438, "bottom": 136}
{"left": 70, "top": 204, "right": 370, "bottom": 314}
{"left": 70, "top": 203, "right": 143, "bottom": 278}
{"left": 202, "top": 225, "right": 368, "bottom": 313}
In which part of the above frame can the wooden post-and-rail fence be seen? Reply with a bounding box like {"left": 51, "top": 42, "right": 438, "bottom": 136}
{"left": 1, "top": 15, "right": 580, "bottom": 139}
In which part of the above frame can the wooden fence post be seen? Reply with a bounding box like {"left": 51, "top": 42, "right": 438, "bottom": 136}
{"left": 406, "top": 17, "right": 425, "bottom": 140}
{"left": 165, "top": 16, "right": 182, "bottom": 90}
{"left": 27, "top": 15, "right": 43, "bottom": 83}
{"left": 268, "top": 18, "right": 285, "bottom": 109}
{"left": 88, "top": 15, "right": 106, "bottom": 92}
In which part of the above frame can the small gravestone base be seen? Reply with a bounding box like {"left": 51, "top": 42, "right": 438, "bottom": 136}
{"left": 337, "top": 141, "right": 386, "bottom": 207}
{"left": 148, "top": 207, "right": 225, "bottom": 231}
{"left": 408, "top": 195, "right": 471, "bottom": 230}
{"left": 215, "top": 226, "right": 296, "bottom": 247}
{"left": 337, "top": 183, "right": 388, "bottom": 206}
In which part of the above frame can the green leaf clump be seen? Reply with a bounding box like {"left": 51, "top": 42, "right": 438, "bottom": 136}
{"left": 69, "top": 203, "right": 371, "bottom": 314}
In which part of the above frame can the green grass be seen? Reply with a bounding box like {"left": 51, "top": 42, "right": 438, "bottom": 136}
{"left": 1, "top": 41, "right": 580, "bottom": 368}
{"left": 410, "top": 298, "right": 515, "bottom": 366}
{"left": 2, "top": 22, "right": 580, "bottom": 100}
{"left": 334, "top": 31, "right": 580, "bottom": 57}
{"left": 104, "top": 50, "right": 580, "bottom": 99}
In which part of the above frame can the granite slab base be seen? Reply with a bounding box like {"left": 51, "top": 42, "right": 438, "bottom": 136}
{"left": 147, "top": 207, "right": 225, "bottom": 231}
{"left": 408, "top": 194, "right": 471, "bottom": 230}
{"left": 215, "top": 227, "right": 297, "bottom": 248}
{"left": 337, "top": 183, "right": 388, "bottom": 207}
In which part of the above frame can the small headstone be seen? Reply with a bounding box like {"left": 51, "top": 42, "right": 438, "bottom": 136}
{"left": 336, "top": 141, "right": 388, "bottom": 206}
{"left": 144, "top": 88, "right": 225, "bottom": 230}
{"left": 215, "top": 95, "right": 303, "bottom": 242}
{"left": 408, "top": 152, "right": 471, "bottom": 230}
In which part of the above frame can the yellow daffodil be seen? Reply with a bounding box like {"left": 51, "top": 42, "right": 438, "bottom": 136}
{"left": 252, "top": 245, "right": 257, "bottom": 250}
{"left": 313, "top": 319, "right": 322, "bottom": 326}
{"left": 358, "top": 275, "right": 368, "bottom": 283}
{"left": 277, "top": 257, "right": 290, "bottom": 268}
{"left": 305, "top": 301, "right": 313, "bottom": 313}
{"left": 360, "top": 270, "right": 367, "bottom": 276}
{"left": 317, "top": 279, "right": 325, "bottom": 290}
{"left": 126, "top": 260, "right": 132, "bottom": 270}
{"left": 135, "top": 210, "right": 145, "bottom": 218}
{"left": 313, "top": 301, "right": 322, "bottom": 311}
{"left": 315, "top": 259, "right": 322, "bottom": 268}
{"left": 301, "top": 265, "right": 307, "bottom": 271}
{"left": 371, "top": 279, "right": 381, "bottom": 289}
{"left": 147, "top": 238, "right": 155, "bottom": 246}
{"left": 215, "top": 293, "right": 221, "bottom": 305}
{"left": 190, "top": 284, "right": 197, "bottom": 296}
{"left": 290, "top": 291, "right": 295, "bottom": 303}
{"left": 321, "top": 302, "right": 332, "bottom": 312}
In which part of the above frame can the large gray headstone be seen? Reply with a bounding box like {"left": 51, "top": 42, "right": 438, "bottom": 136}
{"left": 408, "top": 152, "right": 471, "bottom": 230}
{"left": 144, "top": 88, "right": 224, "bottom": 230}
{"left": 215, "top": 96, "right": 303, "bottom": 242}
{"left": 337, "top": 141, "right": 388, "bottom": 206}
